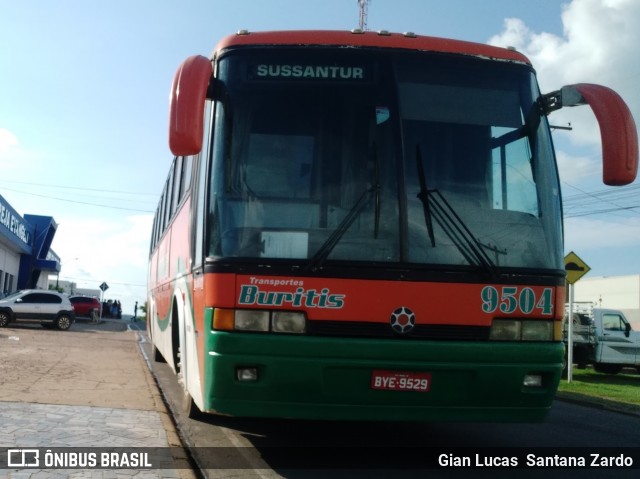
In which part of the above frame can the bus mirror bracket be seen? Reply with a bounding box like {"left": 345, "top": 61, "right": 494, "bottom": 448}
{"left": 169, "top": 55, "right": 213, "bottom": 156}
{"left": 543, "top": 83, "right": 638, "bottom": 186}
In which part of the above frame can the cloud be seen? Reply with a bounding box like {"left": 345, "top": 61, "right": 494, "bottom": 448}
{"left": 51, "top": 214, "right": 153, "bottom": 314}
{"left": 0, "top": 128, "right": 19, "bottom": 153}
{"left": 487, "top": 1, "right": 640, "bottom": 277}
{"left": 0, "top": 127, "right": 43, "bottom": 175}
{"left": 565, "top": 215, "right": 640, "bottom": 251}
{"left": 555, "top": 149, "right": 598, "bottom": 184}
{"left": 488, "top": 0, "right": 640, "bottom": 149}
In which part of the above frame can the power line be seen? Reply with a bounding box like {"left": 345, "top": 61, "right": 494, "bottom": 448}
{"left": 562, "top": 181, "right": 640, "bottom": 216}
{"left": 561, "top": 179, "right": 640, "bottom": 218}
{"left": 564, "top": 205, "right": 640, "bottom": 218}
{"left": 0, "top": 179, "right": 158, "bottom": 197}
{"left": 53, "top": 275, "right": 146, "bottom": 288}
{"left": 0, "top": 186, "right": 154, "bottom": 213}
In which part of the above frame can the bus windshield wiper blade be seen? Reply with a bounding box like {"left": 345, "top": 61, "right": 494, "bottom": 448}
{"left": 428, "top": 189, "right": 499, "bottom": 278}
{"left": 307, "top": 184, "right": 379, "bottom": 271}
{"left": 307, "top": 144, "right": 382, "bottom": 271}
{"left": 415, "top": 145, "right": 436, "bottom": 247}
{"left": 373, "top": 145, "right": 381, "bottom": 239}
{"left": 414, "top": 145, "right": 498, "bottom": 277}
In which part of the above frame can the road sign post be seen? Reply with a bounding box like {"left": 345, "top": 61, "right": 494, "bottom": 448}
{"left": 564, "top": 252, "right": 590, "bottom": 383}
{"left": 99, "top": 282, "right": 109, "bottom": 319}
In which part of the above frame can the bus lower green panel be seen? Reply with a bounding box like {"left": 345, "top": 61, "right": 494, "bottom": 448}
{"left": 202, "top": 330, "right": 564, "bottom": 422}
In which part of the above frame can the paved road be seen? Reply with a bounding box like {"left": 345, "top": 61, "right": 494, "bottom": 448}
{"left": 0, "top": 320, "right": 195, "bottom": 478}
{"left": 141, "top": 335, "right": 640, "bottom": 479}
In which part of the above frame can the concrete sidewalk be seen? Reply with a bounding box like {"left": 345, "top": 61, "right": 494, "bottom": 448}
{"left": 0, "top": 319, "right": 195, "bottom": 478}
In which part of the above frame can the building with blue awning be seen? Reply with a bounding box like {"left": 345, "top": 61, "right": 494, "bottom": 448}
{"left": 0, "top": 194, "right": 60, "bottom": 294}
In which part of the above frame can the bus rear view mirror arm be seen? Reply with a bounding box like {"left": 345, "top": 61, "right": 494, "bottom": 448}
{"left": 543, "top": 83, "right": 638, "bottom": 186}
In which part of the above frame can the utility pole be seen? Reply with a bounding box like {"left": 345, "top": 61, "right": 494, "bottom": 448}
{"left": 358, "top": 0, "right": 370, "bottom": 31}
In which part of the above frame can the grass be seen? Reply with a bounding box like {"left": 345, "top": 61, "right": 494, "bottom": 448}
{"left": 557, "top": 367, "right": 640, "bottom": 411}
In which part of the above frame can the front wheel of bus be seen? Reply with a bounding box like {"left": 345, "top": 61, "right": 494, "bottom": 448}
{"left": 177, "top": 343, "right": 202, "bottom": 420}
{"left": 182, "top": 390, "right": 202, "bottom": 420}
{"left": 152, "top": 343, "right": 166, "bottom": 363}
{"left": 149, "top": 316, "right": 166, "bottom": 363}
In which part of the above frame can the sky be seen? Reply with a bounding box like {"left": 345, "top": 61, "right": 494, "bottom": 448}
{"left": 1, "top": 0, "right": 639, "bottom": 315}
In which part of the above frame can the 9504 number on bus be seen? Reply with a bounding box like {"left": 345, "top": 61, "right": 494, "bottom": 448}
{"left": 481, "top": 286, "right": 553, "bottom": 316}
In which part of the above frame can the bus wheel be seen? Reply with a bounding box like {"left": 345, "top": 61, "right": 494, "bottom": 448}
{"left": 182, "top": 390, "right": 202, "bottom": 420}
{"left": 152, "top": 343, "right": 166, "bottom": 363}
{"left": 177, "top": 343, "right": 202, "bottom": 420}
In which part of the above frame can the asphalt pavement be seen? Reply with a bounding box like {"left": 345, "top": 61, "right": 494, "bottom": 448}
{"left": 0, "top": 318, "right": 195, "bottom": 479}
{"left": 2, "top": 316, "right": 637, "bottom": 479}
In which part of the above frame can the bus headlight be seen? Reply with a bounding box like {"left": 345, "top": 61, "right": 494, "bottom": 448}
{"left": 214, "top": 309, "right": 307, "bottom": 334}
{"left": 489, "top": 320, "right": 521, "bottom": 340}
{"left": 235, "top": 310, "right": 270, "bottom": 332}
{"left": 521, "top": 320, "right": 553, "bottom": 341}
{"left": 490, "top": 319, "right": 554, "bottom": 341}
{"left": 272, "top": 311, "right": 306, "bottom": 334}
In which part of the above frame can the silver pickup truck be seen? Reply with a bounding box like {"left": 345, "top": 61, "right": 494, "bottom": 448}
{"left": 564, "top": 303, "right": 640, "bottom": 374}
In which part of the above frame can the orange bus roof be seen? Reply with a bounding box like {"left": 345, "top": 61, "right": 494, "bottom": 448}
{"left": 212, "top": 30, "right": 531, "bottom": 65}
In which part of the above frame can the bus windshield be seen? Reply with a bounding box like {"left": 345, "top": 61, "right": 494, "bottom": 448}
{"left": 208, "top": 48, "right": 563, "bottom": 272}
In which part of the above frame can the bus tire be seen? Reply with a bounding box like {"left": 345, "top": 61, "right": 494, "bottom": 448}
{"left": 183, "top": 390, "right": 203, "bottom": 420}
{"left": 152, "top": 344, "right": 166, "bottom": 363}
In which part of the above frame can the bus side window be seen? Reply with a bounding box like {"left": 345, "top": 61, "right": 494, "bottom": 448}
{"left": 193, "top": 100, "right": 214, "bottom": 268}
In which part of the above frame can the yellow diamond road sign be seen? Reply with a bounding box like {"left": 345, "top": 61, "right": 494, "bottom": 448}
{"left": 564, "top": 251, "right": 590, "bottom": 285}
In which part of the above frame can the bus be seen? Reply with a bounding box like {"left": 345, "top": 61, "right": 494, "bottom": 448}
{"left": 148, "top": 30, "right": 637, "bottom": 422}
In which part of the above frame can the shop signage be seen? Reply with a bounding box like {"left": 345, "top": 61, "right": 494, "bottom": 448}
{"left": 0, "top": 195, "right": 31, "bottom": 246}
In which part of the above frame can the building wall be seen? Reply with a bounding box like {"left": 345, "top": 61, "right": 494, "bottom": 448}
{"left": 573, "top": 275, "right": 640, "bottom": 329}
{"left": 51, "top": 279, "right": 100, "bottom": 298}
{"left": 0, "top": 195, "right": 59, "bottom": 291}
{"left": 34, "top": 274, "right": 50, "bottom": 290}
{"left": 0, "top": 246, "right": 20, "bottom": 295}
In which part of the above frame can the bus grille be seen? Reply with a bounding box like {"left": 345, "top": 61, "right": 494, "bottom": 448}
{"left": 307, "top": 321, "right": 490, "bottom": 341}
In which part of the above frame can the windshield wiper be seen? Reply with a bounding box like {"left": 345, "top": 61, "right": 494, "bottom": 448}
{"left": 428, "top": 189, "right": 499, "bottom": 277}
{"left": 307, "top": 145, "right": 382, "bottom": 271}
{"left": 373, "top": 146, "right": 381, "bottom": 239}
{"left": 306, "top": 183, "right": 380, "bottom": 271}
{"left": 415, "top": 145, "right": 436, "bottom": 247}
{"left": 414, "top": 145, "right": 500, "bottom": 278}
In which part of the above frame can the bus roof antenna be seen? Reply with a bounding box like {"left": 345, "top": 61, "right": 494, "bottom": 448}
{"left": 358, "top": 0, "right": 370, "bottom": 31}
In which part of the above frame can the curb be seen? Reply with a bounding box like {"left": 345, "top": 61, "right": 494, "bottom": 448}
{"left": 555, "top": 391, "right": 640, "bottom": 418}
{"left": 136, "top": 330, "right": 201, "bottom": 479}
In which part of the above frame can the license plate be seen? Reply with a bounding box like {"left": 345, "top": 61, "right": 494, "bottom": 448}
{"left": 371, "top": 370, "right": 431, "bottom": 392}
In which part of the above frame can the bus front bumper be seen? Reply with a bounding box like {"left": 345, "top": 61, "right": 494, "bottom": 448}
{"left": 203, "top": 331, "right": 564, "bottom": 422}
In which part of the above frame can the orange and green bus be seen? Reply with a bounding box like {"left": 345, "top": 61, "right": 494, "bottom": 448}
{"left": 148, "top": 30, "right": 637, "bottom": 422}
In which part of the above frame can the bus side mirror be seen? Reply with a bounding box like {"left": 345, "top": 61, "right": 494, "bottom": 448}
{"left": 625, "top": 322, "right": 631, "bottom": 337}
{"left": 544, "top": 83, "right": 638, "bottom": 186}
{"left": 168, "top": 55, "right": 213, "bottom": 156}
